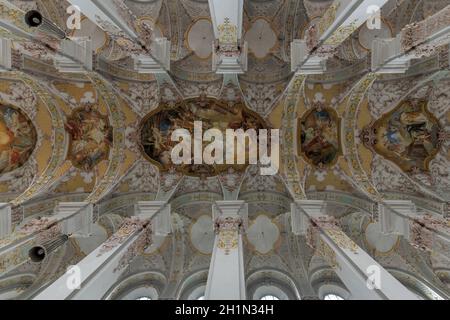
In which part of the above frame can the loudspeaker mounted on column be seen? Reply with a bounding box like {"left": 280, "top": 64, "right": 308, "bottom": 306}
{"left": 24, "top": 10, "right": 67, "bottom": 40}
{"left": 28, "top": 234, "right": 69, "bottom": 263}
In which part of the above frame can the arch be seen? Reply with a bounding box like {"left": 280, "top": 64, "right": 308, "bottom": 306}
{"left": 0, "top": 273, "right": 37, "bottom": 300}
{"left": 103, "top": 271, "right": 167, "bottom": 300}
{"left": 84, "top": 74, "right": 126, "bottom": 204}
{"left": 246, "top": 268, "right": 301, "bottom": 300}
{"left": 309, "top": 264, "right": 349, "bottom": 298}
{"left": 10, "top": 73, "right": 69, "bottom": 207}
{"left": 386, "top": 268, "right": 448, "bottom": 300}
{"left": 176, "top": 269, "right": 209, "bottom": 300}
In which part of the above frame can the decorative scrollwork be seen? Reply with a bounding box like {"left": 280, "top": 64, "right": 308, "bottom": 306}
{"left": 215, "top": 216, "right": 243, "bottom": 255}
{"left": 282, "top": 75, "right": 307, "bottom": 199}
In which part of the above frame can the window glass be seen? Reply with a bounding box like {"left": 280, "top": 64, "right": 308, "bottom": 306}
{"left": 324, "top": 294, "right": 344, "bottom": 300}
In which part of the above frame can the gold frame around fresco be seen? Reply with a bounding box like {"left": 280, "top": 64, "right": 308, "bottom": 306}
{"left": 138, "top": 97, "right": 271, "bottom": 177}
{"left": 0, "top": 103, "right": 38, "bottom": 175}
{"left": 296, "top": 106, "right": 343, "bottom": 168}
{"left": 65, "top": 105, "right": 113, "bottom": 171}
{"left": 371, "top": 100, "right": 442, "bottom": 173}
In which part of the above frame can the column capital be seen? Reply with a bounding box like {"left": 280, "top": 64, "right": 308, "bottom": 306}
{"left": 214, "top": 215, "right": 244, "bottom": 234}
{"left": 378, "top": 200, "right": 415, "bottom": 236}
{"left": 134, "top": 201, "right": 171, "bottom": 236}
{"left": 291, "top": 201, "right": 339, "bottom": 236}
{"left": 54, "top": 202, "right": 93, "bottom": 237}
{"left": 54, "top": 38, "right": 93, "bottom": 73}
{"left": 291, "top": 40, "right": 327, "bottom": 75}
{"left": 133, "top": 38, "right": 171, "bottom": 73}
{"left": 214, "top": 200, "right": 246, "bottom": 215}
{"left": 134, "top": 201, "right": 167, "bottom": 219}
{"left": 294, "top": 200, "right": 326, "bottom": 218}
{"left": 213, "top": 200, "right": 248, "bottom": 232}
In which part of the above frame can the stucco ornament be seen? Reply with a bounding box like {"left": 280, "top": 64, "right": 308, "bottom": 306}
{"left": 114, "top": 220, "right": 153, "bottom": 272}
{"left": 215, "top": 216, "right": 244, "bottom": 255}
{"left": 97, "top": 217, "right": 148, "bottom": 257}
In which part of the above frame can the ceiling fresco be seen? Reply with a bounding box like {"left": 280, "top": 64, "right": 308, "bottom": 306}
{"left": 365, "top": 100, "right": 442, "bottom": 173}
{"left": 0, "top": 104, "right": 37, "bottom": 175}
{"left": 65, "top": 105, "right": 113, "bottom": 171}
{"left": 139, "top": 96, "right": 267, "bottom": 176}
{"left": 298, "top": 106, "right": 341, "bottom": 167}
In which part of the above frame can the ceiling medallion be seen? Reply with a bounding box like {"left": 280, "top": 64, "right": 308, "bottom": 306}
{"left": 186, "top": 18, "right": 214, "bottom": 59}
{"left": 0, "top": 104, "right": 37, "bottom": 175}
{"left": 139, "top": 96, "right": 268, "bottom": 177}
{"left": 65, "top": 104, "right": 113, "bottom": 171}
{"left": 244, "top": 18, "right": 278, "bottom": 59}
{"left": 298, "top": 105, "right": 342, "bottom": 167}
{"left": 364, "top": 100, "right": 442, "bottom": 173}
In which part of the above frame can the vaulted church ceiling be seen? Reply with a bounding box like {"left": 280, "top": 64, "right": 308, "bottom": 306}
{"left": 0, "top": 1, "right": 448, "bottom": 205}
{"left": 0, "top": 0, "right": 447, "bottom": 210}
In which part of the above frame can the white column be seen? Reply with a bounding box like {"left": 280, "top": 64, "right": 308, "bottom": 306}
{"left": 209, "top": 0, "right": 247, "bottom": 74}
{"left": 379, "top": 201, "right": 450, "bottom": 260}
{"left": 133, "top": 37, "right": 171, "bottom": 74}
{"left": 292, "top": 0, "right": 389, "bottom": 74}
{"left": 67, "top": 0, "right": 136, "bottom": 39}
{"left": 54, "top": 38, "right": 93, "bottom": 73}
{"left": 292, "top": 200, "right": 419, "bottom": 300}
{"left": 0, "top": 204, "right": 12, "bottom": 239}
{"left": 67, "top": 0, "right": 170, "bottom": 73}
{"left": 372, "top": 5, "right": 450, "bottom": 73}
{"left": 378, "top": 200, "right": 415, "bottom": 236}
{"left": 33, "top": 201, "right": 170, "bottom": 300}
{"left": 0, "top": 202, "right": 95, "bottom": 276}
{"left": 56, "top": 202, "right": 93, "bottom": 237}
{"left": 205, "top": 201, "right": 247, "bottom": 300}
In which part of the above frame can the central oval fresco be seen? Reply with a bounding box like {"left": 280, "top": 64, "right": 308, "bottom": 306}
{"left": 0, "top": 104, "right": 37, "bottom": 175}
{"left": 139, "top": 97, "right": 268, "bottom": 176}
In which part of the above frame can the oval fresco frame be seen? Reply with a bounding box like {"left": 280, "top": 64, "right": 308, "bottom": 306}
{"left": 65, "top": 105, "right": 113, "bottom": 171}
{"left": 297, "top": 106, "right": 342, "bottom": 168}
{"left": 370, "top": 99, "right": 442, "bottom": 173}
{"left": 138, "top": 97, "right": 270, "bottom": 177}
{"left": 0, "top": 103, "right": 38, "bottom": 176}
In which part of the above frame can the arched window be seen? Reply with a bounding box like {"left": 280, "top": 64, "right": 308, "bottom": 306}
{"left": 253, "top": 285, "right": 289, "bottom": 300}
{"left": 317, "top": 283, "right": 350, "bottom": 300}
{"left": 323, "top": 293, "right": 344, "bottom": 300}
{"left": 186, "top": 285, "right": 206, "bottom": 300}
{"left": 260, "top": 295, "right": 280, "bottom": 300}
{"left": 247, "top": 270, "right": 301, "bottom": 300}
{"left": 119, "top": 287, "right": 159, "bottom": 300}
